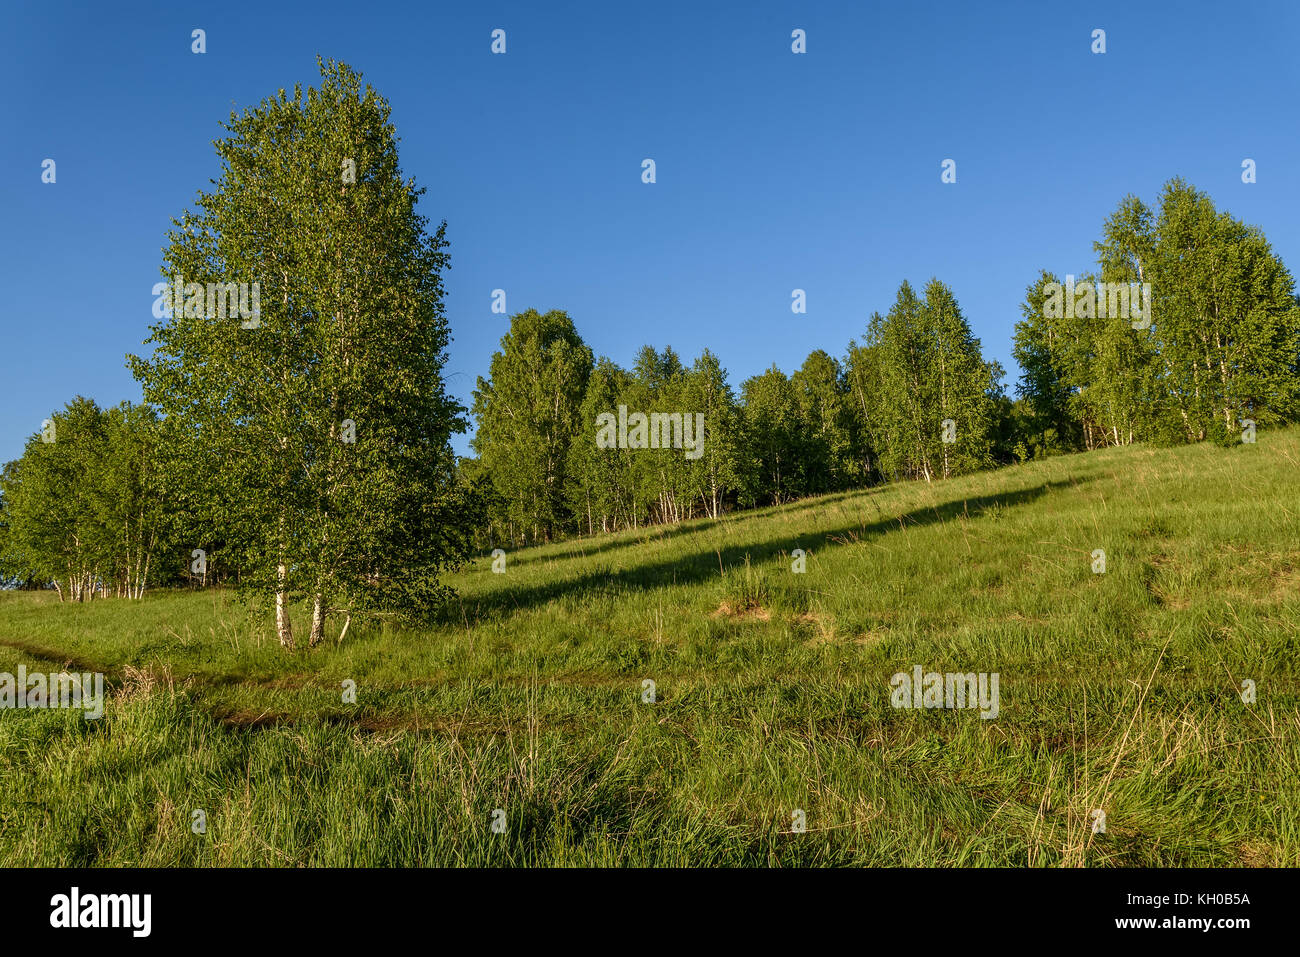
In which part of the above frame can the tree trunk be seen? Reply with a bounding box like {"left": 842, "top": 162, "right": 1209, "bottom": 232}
{"left": 275, "top": 504, "right": 294, "bottom": 647}
{"left": 309, "top": 593, "right": 325, "bottom": 647}
{"left": 139, "top": 536, "right": 153, "bottom": 599}
{"left": 276, "top": 561, "right": 294, "bottom": 649}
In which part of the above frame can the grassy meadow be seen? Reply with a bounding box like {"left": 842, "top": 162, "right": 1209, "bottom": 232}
{"left": 1, "top": 432, "right": 1298, "bottom": 866}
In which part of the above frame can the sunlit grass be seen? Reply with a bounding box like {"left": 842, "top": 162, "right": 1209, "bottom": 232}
{"left": 1, "top": 431, "right": 1297, "bottom": 865}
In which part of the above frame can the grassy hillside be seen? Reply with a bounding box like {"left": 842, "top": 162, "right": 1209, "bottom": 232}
{"left": 2, "top": 432, "right": 1298, "bottom": 866}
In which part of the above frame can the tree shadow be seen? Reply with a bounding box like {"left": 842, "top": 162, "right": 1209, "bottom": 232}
{"left": 456, "top": 478, "right": 1087, "bottom": 621}
{"left": 495, "top": 488, "right": 873, "bottom": 569}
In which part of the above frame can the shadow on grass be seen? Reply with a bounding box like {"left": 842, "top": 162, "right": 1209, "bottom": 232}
{"left": 483, "top": 489, "right": 873, "bottom": 570}
{"left": 455, "top": 479, "right": 1086, "bottom": 621}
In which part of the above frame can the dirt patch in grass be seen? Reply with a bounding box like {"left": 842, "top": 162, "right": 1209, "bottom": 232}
{"left": 712, "top": 601, "right": 771, "bottom": 622}
{"left": 1239, "top": 842, "right": 1276, "bottom": 867}
{"left": 794, "top": 610, "right": 845, "bottom": 645}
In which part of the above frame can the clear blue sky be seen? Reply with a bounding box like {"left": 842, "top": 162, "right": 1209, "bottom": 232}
{"left": 2, "top": 0, "right": 1297, "bottom": 464}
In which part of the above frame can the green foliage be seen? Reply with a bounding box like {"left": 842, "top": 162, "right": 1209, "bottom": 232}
{"left": 563, "top": 347, "right": 746, "bottom": 532}
{"left": 739, "top": 366, "right": 806, "bottom": 505}
{"left": 0, "top": 399, "right": 171, "bottom": 598}
{"left": 471, "top": 309, "right": 594, "bottom": 543}
{"left": 1012, "top": 270, "right": 1083, "bottom": 454}
{"left": 128, "top": 59, "right": 476, "bottom": 643}
{"left": 566, "top": 357, "right": 638, "bottom": 533}
{"left": 1015, "top": 178, "right": 1300, "bottom": 451}
{"left": 681, "top": 349, "right": 745, "bottom": 518}
{"left": 853, "top": 280, "right": 1001, "bottom": 482}
{"left": 474, "top": 278, "right": 1006, "bottom": 536}
{"left": 626, "top": 346, "right": 694, "bottom": 524}
{"left": 791, "top": 350, "right": 866, "bottom": 493}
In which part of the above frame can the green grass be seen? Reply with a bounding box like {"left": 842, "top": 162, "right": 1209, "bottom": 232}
{"left": 2, "top": 432, "right": 1298, "bottom": 866}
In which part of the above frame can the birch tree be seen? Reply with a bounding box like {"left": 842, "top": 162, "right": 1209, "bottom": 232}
{"left": 471, "top": 309, "right": 593, "bottom": 544}
{"left": 130, "top": 59, "right": 476, "bottom": 648}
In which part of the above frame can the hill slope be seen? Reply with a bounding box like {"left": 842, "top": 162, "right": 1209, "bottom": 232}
{"left": 1, "top": 433, "right": 1298, "bottom": 866}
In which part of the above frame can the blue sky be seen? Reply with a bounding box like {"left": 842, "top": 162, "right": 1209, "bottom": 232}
{"left": 2, "top": 0, "right": 1297, "bottom": 464}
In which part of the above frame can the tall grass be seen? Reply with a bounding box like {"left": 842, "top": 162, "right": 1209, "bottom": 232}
{"left": 1, "top": 432, "right": 1297, "bottom": 865}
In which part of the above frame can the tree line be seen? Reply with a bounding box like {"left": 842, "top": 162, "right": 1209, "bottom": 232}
{"left": 467, "top": 278, "right": 1008, "bottom": 546}
{"left": 1012, "top": 178, "right": 1300, "bottom": 454}
{"left": 468, "top": 180, "right": 1299, "bottom": 547}
{"left": 0, "top": 399, "right": 169, "bottom": 600}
